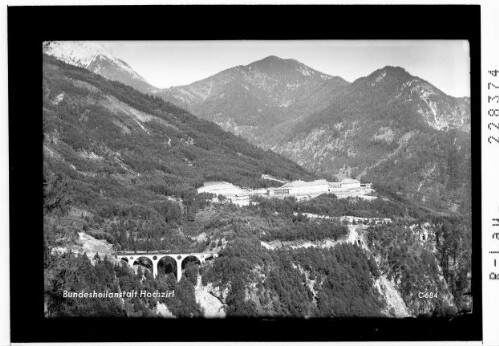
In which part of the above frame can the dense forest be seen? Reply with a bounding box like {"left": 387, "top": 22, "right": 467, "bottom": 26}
{"left": 43, "top": 54, "right": 472, "bottom": 319}
{"left": 45, "top": 178, "right": 469, "bottom": 318}
{"left": 45, "top": 252, "right": 201, "bottom": 317}
{"left": 251, "top": 191, "right": 436, "bottom": 220}
{"left": 43, "top": 54, "right": 316, "bottom": 250}
{"left": 274, "top": 67, "right": 471, "bottom": 215}
{"left": 366, "top": 218, "right": 471, "bottom": 315}
{"left": 43, "top": 54, "right": 315, "bottom": 201}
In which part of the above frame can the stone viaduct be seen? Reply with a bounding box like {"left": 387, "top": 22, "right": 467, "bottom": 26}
{"left": 115, "top": 251, "right": 219, "bottom": 282}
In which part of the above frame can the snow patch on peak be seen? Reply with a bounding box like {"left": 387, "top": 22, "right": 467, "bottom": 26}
{"left": 44, "top": 41, "right": 147, "bottom": 83}
{"left": 375, "top": 71, "right": 387, "bottom": 83}
{"left": 371, "top": 71, "right": 388, "bottom": 86}
{"left": 297, "top": 66, "right": 314, "bottom": 77}
{"left": 44, "top": 41, "right": 115, "bottom": 68}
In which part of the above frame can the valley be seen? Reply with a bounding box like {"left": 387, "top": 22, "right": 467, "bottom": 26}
{"left": 197, "top": 177, "right": 375, "bottom": 206}
{"left": 42, "top": 42, "right": 472, "bottom": 320}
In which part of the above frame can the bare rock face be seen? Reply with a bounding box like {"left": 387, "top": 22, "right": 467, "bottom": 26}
{"left": 43, "top": 41, "right": 156, "bottom": 94}
{"left": 78, "top": 232, "right": 115, "bottom": 261}
{"left": 194, "top": 276, "right": 227, "bottom": 318}
{"left": 271, "top": 66, "right": 470, "bottom": 209}
{"left": 156, "top": 302, "right": 175, "bottom": 318}
{"left": 374, "top": 275, "right": 410, "bottom": 317}
{"left": 158, "top": 55, "right": 349, "bottom": 142}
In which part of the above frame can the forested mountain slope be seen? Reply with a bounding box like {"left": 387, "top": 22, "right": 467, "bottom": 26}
{"left": 159, "top": 60, "right": 471, "bottom": 213}
{"left": 43, "top": 54, "right": 472, "bottom": 321}
{"left": 43, "top": 54, "right": 316, "bottom": 248}
{"left": 43, "top": 45, "right": 471, "bottom": 215}
{"left": 158, "top": 55, "right": 349, "bottom": 143}
{"left": 272, "top": 66, "right": 471, "bottom": 213}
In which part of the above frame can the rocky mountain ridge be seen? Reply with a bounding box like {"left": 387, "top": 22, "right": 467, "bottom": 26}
{"left": 43, "top": 41, "right": 157, "bottom": 94}
{"left": 43, "top": 43, "right": 471, "bottom": 212}
{"left": 271, "top": 66, "right": 471, "bottom": 211}
{"left": 157, "top": 56, "right": 349, "bottom": 146}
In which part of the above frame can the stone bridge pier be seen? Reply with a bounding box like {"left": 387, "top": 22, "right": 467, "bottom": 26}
{"left": 115, "top": 252, "right": 219, "bottom": 282}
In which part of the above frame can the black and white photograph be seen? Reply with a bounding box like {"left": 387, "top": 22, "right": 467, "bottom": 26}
{"left": 7, "top": 3, "right": 491, "bottom": 344}
{"left": 41, "top": 39, "right": 473, "bottom": 319}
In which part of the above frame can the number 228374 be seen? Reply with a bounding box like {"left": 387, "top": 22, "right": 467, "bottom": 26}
{"left": 488, "top": 70, "right": 499, "bottom": 144}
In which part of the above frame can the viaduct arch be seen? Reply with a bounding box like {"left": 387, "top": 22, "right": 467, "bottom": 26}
{"left": 115, "top": 252, "right": 218, "bottom": 282}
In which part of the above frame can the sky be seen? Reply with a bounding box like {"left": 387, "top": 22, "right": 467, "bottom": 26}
{"left": 103, "top": 40, "right": 470, "bottom": 97}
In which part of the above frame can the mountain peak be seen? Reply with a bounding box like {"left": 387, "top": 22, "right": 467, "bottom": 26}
{"left": 358, "top": 65, "right": 415, "bottom": 90}
{"left": 250, "top": 55, "right": 304, "bottom": 66}
{"left": 381, "top": 65, "right": 408, "bottom": 72}
{"left": 372, "top": 65, "right": 411, "bottom": 79}
{"left": 245, "top": 55, "right": 336, "bottom": 82}
{"left": 249, "top": 55, "right": 288, "bottom": 67}
{"left": 44, "top": 41, "right": 155, "bottom": 93}
{"left": 43, "top": 41, "right": 115, "bottom": 69}
{"left": 263, "top": 55, "right": 287, "bottom": 61}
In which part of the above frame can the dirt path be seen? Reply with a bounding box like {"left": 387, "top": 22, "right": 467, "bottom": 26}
{"left": 261, "top": 223, "right": 368, "bottom": 251}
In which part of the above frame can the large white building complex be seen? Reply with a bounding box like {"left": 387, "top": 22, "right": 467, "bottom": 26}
{"left": 267, "top": 178, "right": 372, "bottom": 200}
{"left": 198, "top": 178, "right": 374, "bottom": 206}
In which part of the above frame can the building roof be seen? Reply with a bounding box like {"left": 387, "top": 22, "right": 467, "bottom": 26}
{"left": 281, "top": 179, "right": 329, "bottom": 188}
{"left": 340, "top": 178, "right": 360, "bottom": 184}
